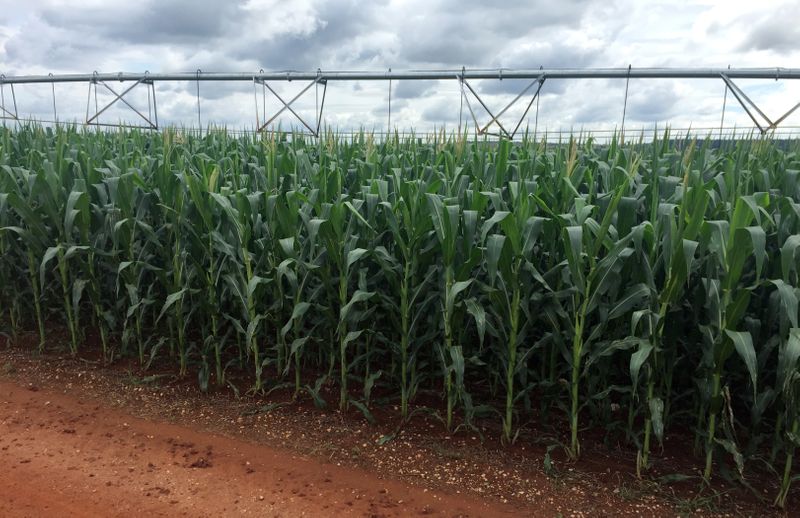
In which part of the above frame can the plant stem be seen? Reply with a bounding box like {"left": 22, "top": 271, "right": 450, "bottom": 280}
{"left": 503, "top": 284, "right": 520, "bottom": 444}
{"left": 775, "top": 418, "right": 797, "bottom": 508}
{"left": 400, "top": 261, "right": 411, "bottom": 419}
{"left": 339, "top": 271, "right": 348, "bottom": 411}
{"left": 57, "top": 251, "right": 78, "bottom": 354}
{"left": 703, "top": 370, "right": 722, "bottom": 481}
{"left": 444, "top": 264, "right": 454, "bottom": 433}
{"left": 569, "top": 299, "right": 588, "bottom": 459}
{"left": 27, "top": 250, "right": 45, "bottom": 351}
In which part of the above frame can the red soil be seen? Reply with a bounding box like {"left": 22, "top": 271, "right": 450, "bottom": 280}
{"left": 0, "top": 378, "right": 519, "bottom": 517}
{"left": 1, "top": 341, "right": 790, "bottom": 517}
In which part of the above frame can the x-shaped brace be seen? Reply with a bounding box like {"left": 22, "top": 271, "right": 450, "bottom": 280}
{"left": 458, "top": 74, "right": 545, "bottom": 139}
{"left": 721, "top": 74, "right": 800, "bottom": 134}
{"left": 255, "top": 77, "right": 327, "bottom": 137}
{"left": 0, "top": 78, "right": 19, "bottom": 121}
{"left": 85, "top": 76, "right": 158, "bottom": 130}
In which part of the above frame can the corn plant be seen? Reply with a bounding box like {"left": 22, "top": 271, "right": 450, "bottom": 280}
{"left": 0, "top": 125, "right": 798, "bottom": 507}
{"left": 426, "top": 192, "right": 479, "bottom": 432}
{"left": 374, "top": 172, "right": 436, "bottom": 419}
{"left": 480, "top": 185, "right": 547, "bottom": 443}
{"left": 318, "top": 197, "right": 374, "bottom": 411}
{"left": 697, "top": 192, "right": 769, "bottom": 480}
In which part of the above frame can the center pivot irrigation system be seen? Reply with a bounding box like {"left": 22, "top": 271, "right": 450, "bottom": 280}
{"left": 1, "top": 67, "right": 800, "bottom": 137}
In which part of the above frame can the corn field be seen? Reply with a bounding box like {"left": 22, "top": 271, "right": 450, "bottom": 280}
{"left": 1, "top": 125, "right": 798, "bottom": 506}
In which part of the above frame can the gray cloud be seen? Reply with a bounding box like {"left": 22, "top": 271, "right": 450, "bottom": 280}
{"left": 394, "top": 0, "right": 591, "bottom": 66}
{"left": 571, "top": 80, "right": 621, "bottom": 124}
{"left": 234, "top": 1, "right": 386, "bottom": 70}
{"left": 421, "top": 99, "right": 460, "bottom": 124}
{"left": 737, "top": 6, "right": 800, "bottom": 55}
{"left": 372, "top": 98, "right": 409, "bottom": 118}
{"left": 1, "top": 0, "right": 798, "bottom": 132}
{"left": 470, "top": 42, "right": 601, "bottom": 96}
{"left": 393, "top": 80, "right": 436, "bottom": 99}
{"left": 625, "top": 83, "right": 681, "bottom": 123}
{"left": 39, "top": 0, "right": 246, "bottom": 45}
{"left": 570, "top": 81, "right": 683, "bottom": 125}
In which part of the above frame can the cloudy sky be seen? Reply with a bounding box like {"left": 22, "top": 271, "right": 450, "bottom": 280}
{"left": 1, "top": 0, "right": 799, "bottom": 136}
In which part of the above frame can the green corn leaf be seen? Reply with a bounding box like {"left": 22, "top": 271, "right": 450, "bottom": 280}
{"left": 649, "top": 397, "right": 665, "bottom": 443}
{"left": 781, "top": 235, "right": 800, "bottom": 281}
{"left": 71, "top": 278, "right": 89, "bottom": 316}
{"left": 348, "top": 399, "right": 376, "bottom": 424}
{"left": 342, "top": 330, "right": 363, "bottom": 350}
{"left": 778, "top": 329, "right": 800, "bottom": 389}
{"left": 340, "top": 290, "right": 375, "bottom": 323}
{"left": 630, "top": 341, "right": 654, "bottom": 394}
{"left": 157, "top": 288, "right": 188, "bottom": 324}
{"left": 290, "top": 337, "right": 311, "bottom": 356}
{"left": 771, "top": 280, "right": 799, "bottom": 329}
{"left": 725, "top": 330, "right": 758, "bottom": 396}
{"left": 608, "top": 283, "right": 650, "bottom": 320}
{"left": 247, "top": 275, "right": 268, "bottom": 301}
{"left": 446, "top": 280, "right": 473, "bottom": 317}
{"left": 464, "top": 297, "right": 487, "bottom": 347}
{"left": 39, "top": 245, "right": 62, "bottom": 289}
{"left": 563, "top": 225, "right": 585, "bottom": 291}
{"left": 346, "top": 248, "right": 369, "bottom": 271}
{"left": 485, "top": 234, "right": 506, "bottom": 283}
{"left": 480, "top": 210, "right": 510, "bottom": 244}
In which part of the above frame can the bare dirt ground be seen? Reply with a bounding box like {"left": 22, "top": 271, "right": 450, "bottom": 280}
{"left": 0, "top": 378, "right": 521, "bottom": 517}
{"left": 0, "top": 342, "right": 792, "bottom": 517}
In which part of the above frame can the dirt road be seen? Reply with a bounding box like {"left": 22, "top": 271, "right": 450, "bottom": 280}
{"left": 0, "top": 379, "right": 520, "bottom": 517}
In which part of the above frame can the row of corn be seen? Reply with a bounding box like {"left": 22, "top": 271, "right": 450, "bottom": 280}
{"left": 0, "top": 125, "right": 798, "bottom": 505}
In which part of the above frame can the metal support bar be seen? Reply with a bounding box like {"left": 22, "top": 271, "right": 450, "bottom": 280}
{"left": 719, "top": 81, "right": 728, "bottom": 138}
{"left": 256, "top": 78, "right": 322, "bottom": 136}
{"left": 771, "top": 100, "right": 800, "bottom": 128}
{"left": 460, "top": 78, "right": 510, "bottom": 137}
{"left": 253, "top": 77, "right": 260, "bottom": 129}
{"left": 6, "top": 67, "right": 800, "bottom": 84}
{"left": 458, "top": 68, "right": 464, "bottom": 136}
{"left": 459, "top": 74, "right": 546, "bottom": 138}
{"left": 719, "top": 65, "right": 730, "bottom": 139}
{"left": 146, "top": 72, "right": 152, "bottom": 124}
{"left": 85, "top": 78, "right": 158, "bottom": 129}
{"left": 196, "top": 69, "right": 202, "bottom": 130}
{"left": 0, "top": 78, "right": 19, "bottom": 121}
{"left": 620, "top": 64, "right": 631, "bottom": 142}
{"left": 316, "top": 80, "right": 328, "bottom": 134}
{"left": 150, "top": 80, "right": 159, "bottom": 130}
{"left": 718, "top": 73, "right": 800, "bottom": 133}
{"left": 720, "top": 74, "right": 767, "bottom": 133}
{"left": 253, "top": 69, "right": 268, "bottom": 129}
{"left": 99, "top": 81, "right": 157, "bottom": 128}
{"left": 510, "top": 78, "right": 546, "bottom": 139}
{"left": 261, "top": 82, "right": 316, "bottom": 134}
{"left": 479, "top": 74, "right": 544, "bottom": 134}
{"left": 457, "top": 75, "right": 481, "bottom": 136}
{"left": 387, "top": 68, "right": 392, "bottom": 135}
{"left": 2, "top": 66, "right": 799, "bottom": 136}
{"left": 722, "top": 75, "right": 774, "bottom": 126}
{"left": 50, "top": 73, "right": 58, "bottom": 122}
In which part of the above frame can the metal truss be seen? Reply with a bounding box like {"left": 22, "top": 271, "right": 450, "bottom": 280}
{"left": 458, "top": 70, "right": 546, "bottom": 138}
{"left": 1, "top": 67, "right": 800, "bottom": 136}
{"left": 0, "top": 75, "right": 19, "bottom": 124}
{"left": 720, "top": 73, "right": 800, "bottom": 134}
{"left": 253, "top": 72, "right": 327, "bottom": 136}
{"left": 85, "top": 73, "right": 158, "bottom": 130}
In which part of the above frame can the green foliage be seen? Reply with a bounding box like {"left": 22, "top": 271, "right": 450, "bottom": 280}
{"left": 1, "top": 125, "right": 799, "bottom": 506}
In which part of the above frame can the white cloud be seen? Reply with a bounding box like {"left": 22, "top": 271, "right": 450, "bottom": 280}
{"left": 1, "top": 0, "right": 799, "bottom": 135}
